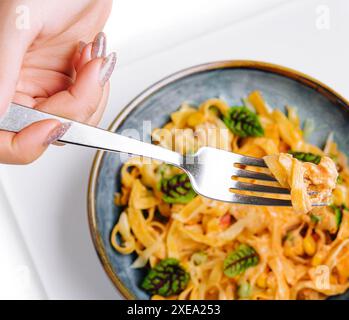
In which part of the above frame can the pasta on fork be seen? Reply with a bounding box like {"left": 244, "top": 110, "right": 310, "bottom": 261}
{"left": 264, "top": 153, "right": 338, "bottom": 214}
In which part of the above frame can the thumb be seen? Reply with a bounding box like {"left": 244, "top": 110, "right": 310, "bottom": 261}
{"left": 0, "top": 119, "right": 69, "bottom": 164}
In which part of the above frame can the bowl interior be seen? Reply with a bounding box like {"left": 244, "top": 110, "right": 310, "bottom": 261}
{"left": 91, "top": 64, "right": 349, "bottom": 300}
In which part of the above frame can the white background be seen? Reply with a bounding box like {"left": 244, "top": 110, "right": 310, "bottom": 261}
{"left": 0, "top": 0, "right": 348, "bottom": 299}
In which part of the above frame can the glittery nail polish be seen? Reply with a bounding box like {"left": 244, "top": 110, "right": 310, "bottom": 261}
{"left": 91, "top": 32, "right": 107, "bottom": 59}
{"left": 99, "top": 52, "right": 117, "bottom": 86}
{"left": 45, "top": 122, "right": 71, "bottom": 146}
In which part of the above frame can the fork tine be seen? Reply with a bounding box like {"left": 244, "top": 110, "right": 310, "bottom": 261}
{"left": 229, "top": 193, "right": 326, "bottom": 207}
{"left": 312, "top": 202, "right": 330, "bottom": 207}
{"left": 226, "top": 193, "right": 292, "bottom": 206}
{"left": 230, "top": 182, "right": 321, "bottom": 196}
{"left": 205, "top": 189, "right": 325, "bottom": 206}
{"left": 235, "top": 155, "right": 267, "bottom": 167}
{"left": 232, "top": 168, "right": 277, "bottom": 181}
{"left": 230, "top": 181, "right": 290, "bottom": 194}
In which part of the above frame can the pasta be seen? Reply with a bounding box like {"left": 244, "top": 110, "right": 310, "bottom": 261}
{"left": 111, "top": 91, "right": 349, "bottom": 300}
{"left": 264, "top": 153, "right": 338, "bottom": 214}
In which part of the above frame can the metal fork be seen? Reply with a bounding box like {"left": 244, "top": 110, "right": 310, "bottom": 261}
{"left": 0, "top": 103, "right": 319, "bottom": 206}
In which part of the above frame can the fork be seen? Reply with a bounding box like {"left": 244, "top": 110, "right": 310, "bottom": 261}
{"left": 0, "top": 103, "right": 321, "bottom": 206}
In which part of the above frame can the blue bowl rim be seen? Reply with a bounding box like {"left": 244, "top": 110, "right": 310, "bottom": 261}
{"left": 87, "top": 60, "right": 349, "bottom": 300}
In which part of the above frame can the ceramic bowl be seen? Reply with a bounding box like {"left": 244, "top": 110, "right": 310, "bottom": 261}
{"left": 88, "top": 61, "right": 349, "bottom": 300}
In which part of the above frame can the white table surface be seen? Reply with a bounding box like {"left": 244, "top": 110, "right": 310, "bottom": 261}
{"left": 0, "top": 0, "right": 348, "bottom": 299}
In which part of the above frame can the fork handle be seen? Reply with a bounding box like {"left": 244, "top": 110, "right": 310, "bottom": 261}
{"left": 0, "top": 103, "right": 182, "bottom": 166}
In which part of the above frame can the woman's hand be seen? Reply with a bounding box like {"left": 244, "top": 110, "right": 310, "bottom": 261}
{"left": 0, "top": 0, "right": 115, "bottom": 164}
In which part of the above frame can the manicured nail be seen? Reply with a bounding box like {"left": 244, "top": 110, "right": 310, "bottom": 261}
{"left": 78, "top": 41, "right": 87, "bottom": 54}
{"left": 45, "top": 122, "right": 71, "bottom": 146}
{"left": 91, "top": 32, "right": 106, "bottom": 59}
{"left": 99, "top": 52, "right": 117, "bottom": 86}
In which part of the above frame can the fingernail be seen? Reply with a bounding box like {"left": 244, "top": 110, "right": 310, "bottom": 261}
{"left": 99, "top": 52, "right": 117, "bottom": 86}
{"left": 78, "top": 41, "right": 87, "bottom": 54}
{"left": 91, "top": 32, "right": 106, "bottom": 59}
{"left": 45, "top": 122, "right": 71, "bottom": 146}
